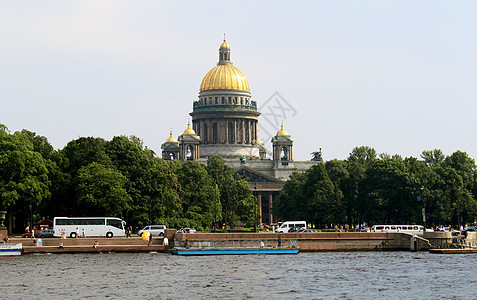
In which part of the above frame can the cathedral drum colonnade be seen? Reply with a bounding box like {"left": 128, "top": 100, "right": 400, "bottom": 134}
{"left": 161, "top": 39, "right": 319, "bottom": 225}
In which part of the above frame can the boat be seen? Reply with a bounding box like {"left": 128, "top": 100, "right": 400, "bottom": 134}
{"left": 0, "top": 243, "right": 23, "bottom": 257}
{"left": 171, "top": 247, "right": 299, "bottom": 255}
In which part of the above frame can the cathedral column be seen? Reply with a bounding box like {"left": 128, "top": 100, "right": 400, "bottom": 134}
{"left": 241, "top": 120, "right": 245, "bottom": 143}
{"left": 247, "top": 120, "right": 253, "bottom": 144}
{"left": 234, "top": 120, "right": 237, "bottom": 143}
{"left": 268, "top": 193, "right": 273, "bottom": 224}
{"left": 208, "top": 121, "right": 212, "bottom": 143}
{"left": 225, "top": 120, "right": 229, "bottom": 144}
{"left": 200, "top": 120, "right": 205, "bottom": 143}
{"left": 216, "top": 120, "right": 220, "bottom": 144}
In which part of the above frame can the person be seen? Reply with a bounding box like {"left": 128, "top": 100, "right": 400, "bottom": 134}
{"left": 31, "top": 228, "right": 35, "bottom": 239}
{"left": 277, "top": 237, "right": 282, "bottom": 248}
{"left": 148, "top": 233, "right": 153, "bottom": 246}
{"left": 260, "top": 241, "right": 264, "bottom": 248}
{"left": 61, "top": 229, "right": 66, "bottom": 239}
{"left": 75, "top": 228, "right": 79, "bottom": 239}
{"left": 93, "top": 241, "right": 99, "bottom": 249}
{"left": 163, "top": 237, "right": 169, "bottom": 246}
{"left": 59, "top": 242, "right": 64, "bottom": 249}
{"left": 82, "top": 228, "right": 86, "bottom": 238}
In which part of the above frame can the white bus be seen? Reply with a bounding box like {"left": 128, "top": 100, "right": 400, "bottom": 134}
{"left": 53, "top": 217, "right": 126, "bottom": 238}
{"left": 371, "top": 225, "right": 425, "bottom": 234}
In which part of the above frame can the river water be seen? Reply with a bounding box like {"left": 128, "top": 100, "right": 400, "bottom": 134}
{"left": 1, "top": 251, "right": 475, "bottom": 299}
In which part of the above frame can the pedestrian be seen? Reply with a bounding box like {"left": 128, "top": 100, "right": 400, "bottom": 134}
{"left": 75, "top": 228, "right": 79, "bottom": 238}
{"left": 59, "top": 242, "right": 64, "bottom": 249}
{"left": 260, "top": 241, "right": 264, "bottom": 248}
{"left": 148, "top": 233, "right": 153, "bottom": 246}
{"left": 82, "top": 228, "right": 85, "bottom": 238}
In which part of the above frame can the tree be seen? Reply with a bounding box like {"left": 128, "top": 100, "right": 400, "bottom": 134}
{"left": 301, "top": 164, "right": 335, "bottom": 227}
{"left": 274, "top": 172, "right": 305, "bottom": 221}
{"left": 75, "top": 162, "right": 131, "bottom": 217}
{"left": 0, "top": 126, "right": 50, "bottom": 232}
{"left": 206, "top": 156, "right": 256, "bottom": 228}
{"left": 345, "top": 146, "right": 377, "bottom": 224}
{"left": 175, "top": 161, "right": 217, "bottom": 230}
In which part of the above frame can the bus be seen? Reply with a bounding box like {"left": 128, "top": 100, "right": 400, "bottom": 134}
{"left": 53, "top": 217, "right": 126, "bottom": 238}
{"left": 371, "top": 225, "right": 425, "bottom": 234}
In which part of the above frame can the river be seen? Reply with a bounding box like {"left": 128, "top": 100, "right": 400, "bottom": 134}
{"left": 1, "top": 251, "right": 475, "bottom": 299}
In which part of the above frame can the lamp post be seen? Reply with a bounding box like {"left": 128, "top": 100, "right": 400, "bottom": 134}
{"left": 30, "top": 188, "right": 34, "bottom": 232}
{"left": 213, "top": 182, "right": 217, "bottom": 233}
{"left": 254, "top": 181, "right": 257, "bottom": 233}
{"left": 418, "top": 185, "right": 426, "bottom": 232}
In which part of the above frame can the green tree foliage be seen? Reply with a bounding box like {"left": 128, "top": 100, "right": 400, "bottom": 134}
{"left": 175, "top": 161, "right": 217, "bottom": 230}
{"left": 75, "top": 162, "right": 131, "bottom": 217}
{"left": 273, "top": 172, "right": 305, "bottom": 221}
{"left": 206, "top": 156, "right": 256, "bottom": 228}
{"left": 5, "top": 121, "right": 477, "bottom": 232}
{"left": 0, "top": 126, "right": 50, "bottom": 230}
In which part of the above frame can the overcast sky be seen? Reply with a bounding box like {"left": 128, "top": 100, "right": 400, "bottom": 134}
{"left": 2, "top": 1, "right": 476, "bottom": 161}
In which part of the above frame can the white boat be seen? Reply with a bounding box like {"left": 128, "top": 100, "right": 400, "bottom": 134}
{"left": 0, "top": 243, "right": 22, "bottom": 257}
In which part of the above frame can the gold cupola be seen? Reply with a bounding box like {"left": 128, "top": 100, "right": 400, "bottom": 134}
{"left": 276, "top": 123, "right": 289, "bottom": 136}
{"left": 182, "top": 121, "right": 196, "bottom": 135}
{"left": 199, "top": 39, "right": 250, "bottom": 92}
{"left": 165, "top": 130, "right": 177, "bottom": 143}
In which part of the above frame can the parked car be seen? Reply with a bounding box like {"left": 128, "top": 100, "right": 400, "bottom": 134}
{"left": 38, "top": 229, "right": 55, "bottom": 238}
{"left": 22, "top": 232, "right": 39, "bottom": 238}
{"left": 138, "top": 225, "right": 166, "bottom": 237}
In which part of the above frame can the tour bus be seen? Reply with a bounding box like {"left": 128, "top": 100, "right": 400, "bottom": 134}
{"left": 53, "top": 217, "right": 126, "bottom": 238}
{"left": 371, "top": 225, "right": 425, "bottom": 234}
{"left": 276, "top": 221, "right": 307, "bottom": 233}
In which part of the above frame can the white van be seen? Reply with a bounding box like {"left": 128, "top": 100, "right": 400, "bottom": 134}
{"left": 276, "top": 221, "right": 307, "bottom": 233}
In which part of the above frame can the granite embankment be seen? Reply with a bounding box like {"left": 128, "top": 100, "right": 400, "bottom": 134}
{"left": 10, "top": 230, "right": 462, "bottom": 254}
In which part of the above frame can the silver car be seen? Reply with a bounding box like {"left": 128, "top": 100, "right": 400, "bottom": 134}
{"left": 138, "top": 225, "right": 166, "bottom": 237}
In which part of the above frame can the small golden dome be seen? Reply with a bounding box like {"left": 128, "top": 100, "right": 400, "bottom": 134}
{"left": 220, "top": 39, "right": 230, "bottom": 50}
{"left": 183, "top": 122, "right": 196, "bottom": 135}
{"left": 277, "top": 123, "right": 289, "bottom": 136}
{"left": 165, "top": 131, "right": 177, "bottom": 143}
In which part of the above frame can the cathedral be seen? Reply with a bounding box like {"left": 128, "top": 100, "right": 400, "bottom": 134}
{"left": 161, "top": 39, "right": 320, "bottom": 225}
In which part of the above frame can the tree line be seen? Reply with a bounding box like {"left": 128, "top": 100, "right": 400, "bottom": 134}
{"left": 0, "top": 125, "right": 255, "bottom": 233}
{"left": 273, "top": 146, "right": 477, "bottom": 229}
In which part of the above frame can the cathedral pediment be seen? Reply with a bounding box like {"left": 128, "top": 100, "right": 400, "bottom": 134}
{"left": 235, "top": 166, "right": 284, "bottom": 183}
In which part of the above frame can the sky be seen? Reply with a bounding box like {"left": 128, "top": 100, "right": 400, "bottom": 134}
{"left": 1, "top": 1, "right": 477, "bottom": 161}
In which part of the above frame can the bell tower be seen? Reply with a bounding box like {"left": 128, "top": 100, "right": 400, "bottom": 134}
{"left": 272, "top": 123, "right": 293, "bottom": 166}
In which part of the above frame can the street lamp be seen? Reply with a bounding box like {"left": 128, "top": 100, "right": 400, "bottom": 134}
{"left": 213, "top": 182, "right": 217, "bottom": 233}
{"left": 418, "top": 186, "right": 426, "bottom": 232}
{"left": 30, "top": 187, "right": 34, "bottom": 232}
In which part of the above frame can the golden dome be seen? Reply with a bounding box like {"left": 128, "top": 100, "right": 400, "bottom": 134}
{"left": 199, "top": 39, "right": 250, "bottom": 92}
{"left": 277, "top": 123, "right": 289, "bottom": 136}
{"left": 200, "top": 64, "right": 250, "bottom": 92}
{"left": 182, "top": 122, "right": 196, "bottom": 135}
{"left": 165, "top": 131, "right": 177, "bottom": 143}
